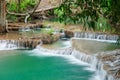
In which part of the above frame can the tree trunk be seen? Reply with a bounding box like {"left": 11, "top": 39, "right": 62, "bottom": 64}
{"left": 18, "top": 0, "right": 21, "bottom": 12}
{"left": 0, "top": 0, "right": 7, "bottom": 33}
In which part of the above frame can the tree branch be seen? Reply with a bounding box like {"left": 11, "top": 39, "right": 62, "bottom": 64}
{"left": 29, "top": 0, "right": 41, "bottom": 17}
{"left": 24, "top": 0, "right": 41, "bottom": 23}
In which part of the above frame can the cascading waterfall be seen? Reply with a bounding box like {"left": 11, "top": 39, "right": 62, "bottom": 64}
{"left": 33, "top": 32, "right": 119, "bottom": 80}
{"left": 57, "top": 48, "right": 111, "bottom": 80}
{"left": 72, "top": 32, "right": 120, "bottom": 80}
{"left": 35, "top": 45, "right": 118, "bottom": 80}
{"left": 0, "top": 39, "right": 31, "bottom": 50}
{"left": 74, "top": 32, "right": 119, "bottom": 41}
{"left": 0, "top": 39, "right": 42, "bottom": 50}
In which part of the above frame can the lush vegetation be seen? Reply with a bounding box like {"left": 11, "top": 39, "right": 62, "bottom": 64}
{"left": 6, "top": 0, "right": 38, "bottom": 21}
{"left": 54, "top": 0, "right": 120, "bottom": 32}
{"left": 7, "top": 0, "right": 37, "bottom": 12}
{"left": 5, "top": 0, "right": 120, "bottom": 33}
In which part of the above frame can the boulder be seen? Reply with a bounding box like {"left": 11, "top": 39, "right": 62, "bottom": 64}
{"left": 64, "top": 30, "right": 74, "bottom": 38}
{"left": 39, "top": 34, "right": 60, "bottom": 44}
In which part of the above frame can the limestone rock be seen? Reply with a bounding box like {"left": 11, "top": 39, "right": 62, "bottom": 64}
{"left": 96, "top": 50, "right": 120, "bottom": 79}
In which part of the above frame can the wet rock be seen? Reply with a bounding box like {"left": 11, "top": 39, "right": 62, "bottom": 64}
{"left": 18, "top": 38, "right": 42, "bottom": 49}
{"left": 96, "top": 50, "right": 120, "bottom": 79}
{"left": 115, "top": 69, "right": 120, "bottom": 79}
{"left": 39, "top": 34, "right": 60, "bottom": 44}
{"left": 64, "top": 30, "right": 74, "bottom": 38}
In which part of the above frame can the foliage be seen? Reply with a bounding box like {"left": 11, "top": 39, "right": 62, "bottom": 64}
{"left": 7, "top": 0, "right": 37, "bottom": 13}
{"left": 96, "top": 17, "right": 115, "bottom": 32}
{"left": 6, "top": 0, "right": 38, "bottom": 22}
{"left": 7, "top": 14, "right": 17, "bottom": 21}
{"left": 54, "top": 0, "right": 120, "bottom": 32}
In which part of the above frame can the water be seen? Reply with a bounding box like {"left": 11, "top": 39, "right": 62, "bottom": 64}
{"left": 72, "top": 38, "right": 120, "bottom": 54}
{"left": 42, "top": 39, "right": 71, "bottom": 49}
{"left": 0, "top": 32, "right": 119, "bottom": 80}
{"left": 0, "top": 50, "right": 97, "bottom": 80}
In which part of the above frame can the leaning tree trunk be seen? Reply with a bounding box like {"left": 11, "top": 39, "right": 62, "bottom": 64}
{"left": 0, "top": 0, "right": 7, "bottom": 33}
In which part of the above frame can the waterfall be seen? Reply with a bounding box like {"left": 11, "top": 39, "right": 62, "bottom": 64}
{"left": 74, "top": 32, "right": 119, "bottom": 41}
{"left": 0, "top": 40, "right": 19, "bottom": 50}
{"left": 35, "top": 46, "right": 118, "bottom": 80}
{"left": 0, "top": 39, "right": 42, "bottom": 50}
{"left": 0, "top": 40, "right": 30, "bottom": 50}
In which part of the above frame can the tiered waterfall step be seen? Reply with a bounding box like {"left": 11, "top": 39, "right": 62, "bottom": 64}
{"left": 74, "top": 32, "right": 119, "bottom": 41}
{"left": 0, "top": 38, "right": 42, "bottom": 49}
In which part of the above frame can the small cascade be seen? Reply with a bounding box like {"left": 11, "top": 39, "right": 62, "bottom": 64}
{"left": 71, "top": 49, "right": 92, "bottom": 63}
{"left": 56, "top": 48, "right": 119, "bottom": 80}
{"left": 36, "top": 46, "right": 93, "bottom": 63}
{"left": 0, "top": 40, "right": 19, "bottom": 50}
{"left": 74, "top": 32, "right": 119, "bottom": 41}
{"left": 90, "top": 56, "right": 111, "bottom": 80}
{"left": 0, "top": 39, "right": 42, "bottom": 50}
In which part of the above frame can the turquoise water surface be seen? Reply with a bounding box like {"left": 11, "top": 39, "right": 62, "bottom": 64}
{"left": 0, "top": 50, "right": 96, "bottom": 80}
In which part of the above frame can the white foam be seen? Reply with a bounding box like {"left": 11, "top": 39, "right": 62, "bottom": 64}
{"left": 29, "top": 47, "right": 64, "bottom": 57}
{"left": 64, "top": 55, "right": 90, "bottom": 66}
{"left": 89, "top": 74, "right": 101, "bottom": 80}
{"left": 84, "top": 67, "right": 96, "bottom": 72}
{"left": 28, "top": 47, "right": 90, "bottom": 66}
{"left": 0, "top": 42, "right": 18, "bottom": 50}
